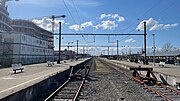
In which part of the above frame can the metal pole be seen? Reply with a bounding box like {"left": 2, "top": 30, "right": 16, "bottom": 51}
{"left": 68, "top": 42, "right": 69, "bottom": 51}
{"left": 57, "top": 22, "right": 61, "bottom": 64}
{"left": 108, "top": 46, "right": 109, "bottom": 55}
{"left": 152, "top": 34, "right": 155, "bottom": 66}
{"left": 83, "top": 46, "right": 85, "bottom": 54}
{"left": 117, "top": 40, "right": 119, "bottom": 60}
{"left": 77, "top": 40, "right": 78, "bottom": 55}
{"left": 126, "top": 46, "right": 128, "bottom": 55}
{"left": 144, "top": 21, "right": 147, "bottom": 64}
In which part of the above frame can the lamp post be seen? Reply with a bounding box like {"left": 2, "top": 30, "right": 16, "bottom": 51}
{"left": 51, "top": 15, "right": 65, "bottom": 64}
{"left": 76, "top": 40, "right": 78, "bottom": 60}
{"left": 144, "top": 21, "right": 147, "bottom": 64}
{"left": 152, "top": 34, "right": 156, "bottom": 66}
{"left": 117, "top": 40, "right": 119, "bottom": 60}
{"left": 122, "top": 46, "right": 124, "bottom": 60}
{"left": 57, "top": 21, "right": 62, "bottom": 64}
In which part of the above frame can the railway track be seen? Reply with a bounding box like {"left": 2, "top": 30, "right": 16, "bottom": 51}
{"left": 44, "top": 59, "right": 93, "bottom": 101}
{"left": 81, "top": 58, "right": 161, "bottom": 101}
{"left": 135, "top": 78, "right": 180, "bottom": 101}
{"left": 44, "top": 58, "right": 180, "bottom": 101}
{"left": 99, "top": 58, "right": 180, "bottom": 101}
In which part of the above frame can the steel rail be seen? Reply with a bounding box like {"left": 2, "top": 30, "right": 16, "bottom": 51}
{"left": 44, "top": 68, "right": 83, "bottom": 101}
{"left": 143, "top": 84, "right": 174, "bottom": 101}
{"left": 73, "top": 64, "right": 90, "bottom": 101}
{"left": 99, "top": 59, "right": 179, "bottom": 101}
{"left": 73, "top": 78, "right": 85, "bottom": 101}
{"left": 44, "top": 59, "right": 92, "bottom": 101}
{"left": 160, "top": 84, "right": 180, "bottom": 94}
{"left": 44, "top": 79, "right": 70, "bottom": 101}
{"left": 132, "top": 76, "right": 179, "bottom": 101}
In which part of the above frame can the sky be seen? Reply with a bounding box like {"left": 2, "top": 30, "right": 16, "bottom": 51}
{"left": 7, "top": 0, "right": 180, "bottom": 55}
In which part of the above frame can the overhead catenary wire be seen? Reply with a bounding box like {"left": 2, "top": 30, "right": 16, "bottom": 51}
{"left": 126, "top": 0, "right": 177, "bottom": 38}
{"left": 71, "top": 0, "right": 82, "bottom": 25}
{"left": 71, "top": 0, "right": 91, "bottom": 42}
{"left": 155, "top": 0, "right": 178, "bottom": 19}
{"left": 116, "top": 0, "right": 162, "bottom": 44}
{"left": 117, "top": 0, "right": 162, "bottom": 34}
{"left": 138, "top": 0, "right": 162, "bottom": 20}
{"left": 62, "top": 0, "right": 87, "bottom": 43}
{"left": 63, "top": 0, "right": 77, "bottom": 24}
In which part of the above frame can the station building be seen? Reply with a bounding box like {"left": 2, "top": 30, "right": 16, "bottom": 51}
{"left": 54, "top": 50, "right": 76, "bottom": 60}
{"left": 0, "top": 2, "right": 54, "bottom": 67}
{"left": 146, "top": 51, "right": 180, "bottom": 65}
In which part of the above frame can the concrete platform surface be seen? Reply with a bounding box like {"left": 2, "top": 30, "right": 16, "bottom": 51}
{"left": 0, "top": 58, "right": 90, "bottom": 99}
{"left": 103, "top": 58, "right": 180, "bottom": 77}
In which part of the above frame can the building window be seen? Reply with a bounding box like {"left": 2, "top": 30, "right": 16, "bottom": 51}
{"left": 22, "top": 35, "right": 26, "bottom": 41}
{"left": 27, "top": 47, "right": 30, "bottom": 52}
{"left": 22, "top": 46, "right": 25, "bottom": 51}
{"left": 32, "top": 48, "right": 34, "bottom": 52}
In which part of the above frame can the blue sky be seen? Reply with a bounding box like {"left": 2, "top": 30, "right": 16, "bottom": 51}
{"left": 7, "top": 0, "right": 180, "bottom": 55}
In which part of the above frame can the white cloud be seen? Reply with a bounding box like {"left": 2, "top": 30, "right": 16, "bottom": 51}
{"left": 69, "top": 21, "right": 93, "bottom": 31}
{"left": 69, "top": 24, "right": 81, "bottom": 31}
{"left": 81, "top": 21, "right": 93, "bottom": 28}
{"left": 136, "top": 18, "right": 178, "bottom": 31}
{"left": 32, "top": 17, "right": 64, "bottom": 31}
{"left": 65, "top": 22, "right": 69, "bottom": 25}
{"left": 99, "top": 14, "right": 111, "bottom": 19}
{"left": 125, "top": 38, "right": 136, "bottom": 43}
{"left": 95, "top": 20, "right": 118, "bottom": 30}
{"left": 150, "top": 23, "right": 178, "bottom": 31}
{"left": 99, "top": 13, "right": 125, "bottom": 22}
{"left": 99, "top": 14, "right": 106, "bottom": 19}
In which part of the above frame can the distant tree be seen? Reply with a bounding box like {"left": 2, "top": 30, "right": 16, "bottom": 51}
{"left": 161, "top": 42, "right": 174, "bottom": 52}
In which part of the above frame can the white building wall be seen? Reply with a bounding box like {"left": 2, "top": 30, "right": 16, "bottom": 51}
{"left": 1, "top": 32, "right": 53, "bottom": 65}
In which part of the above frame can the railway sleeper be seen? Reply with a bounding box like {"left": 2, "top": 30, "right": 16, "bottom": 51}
{"left": 164, "top": 94, "right": 180, "bottom": 98}
{"left": 154, "top": 95, "right": 164, "bottom": 98}
{"left": 67, "top": 82, "right": 82, "bottom": 85}
{"left": 55, "top": 94, "right": 75, "bottom": 99}
{"left": 150, "top": 87, "right": 169, "bottom": 90}
{"left": 158, "top": 90, "right": 172, "bottom": 93}
{"left": 53, "top": 99, "right": 71, "bottom": 101}
{"left": 58, "top": 90, "right": 78, "bottom": 94}
{"left": 163, "top": 93, "right": 179, "bottom": 95}
{"left": 78, "top": 95, "right": 87, "bottom": 100}
{"left": 62, "top": 87, "right": 79, "bottom": 90}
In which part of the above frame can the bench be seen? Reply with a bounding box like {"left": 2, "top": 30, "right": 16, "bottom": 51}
{"left": 159, "top": 61, "right": 165, "bottom": 67}
{"left": 47, "top": 61, "right": 53, "bottom": 67}
{"left": 11, "top": 63, "right": 24, "bottom": 74}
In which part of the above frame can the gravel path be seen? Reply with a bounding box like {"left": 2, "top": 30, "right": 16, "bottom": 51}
{"left": 80, "top": 58, "right": 164, "bottom": 101}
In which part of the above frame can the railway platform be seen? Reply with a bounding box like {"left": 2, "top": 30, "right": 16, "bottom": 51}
{"left": 103, "top": 58, "right": 180, "bottom": 86}
{"left": 0, "top": 58, "right": 90, "bottom": 99}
